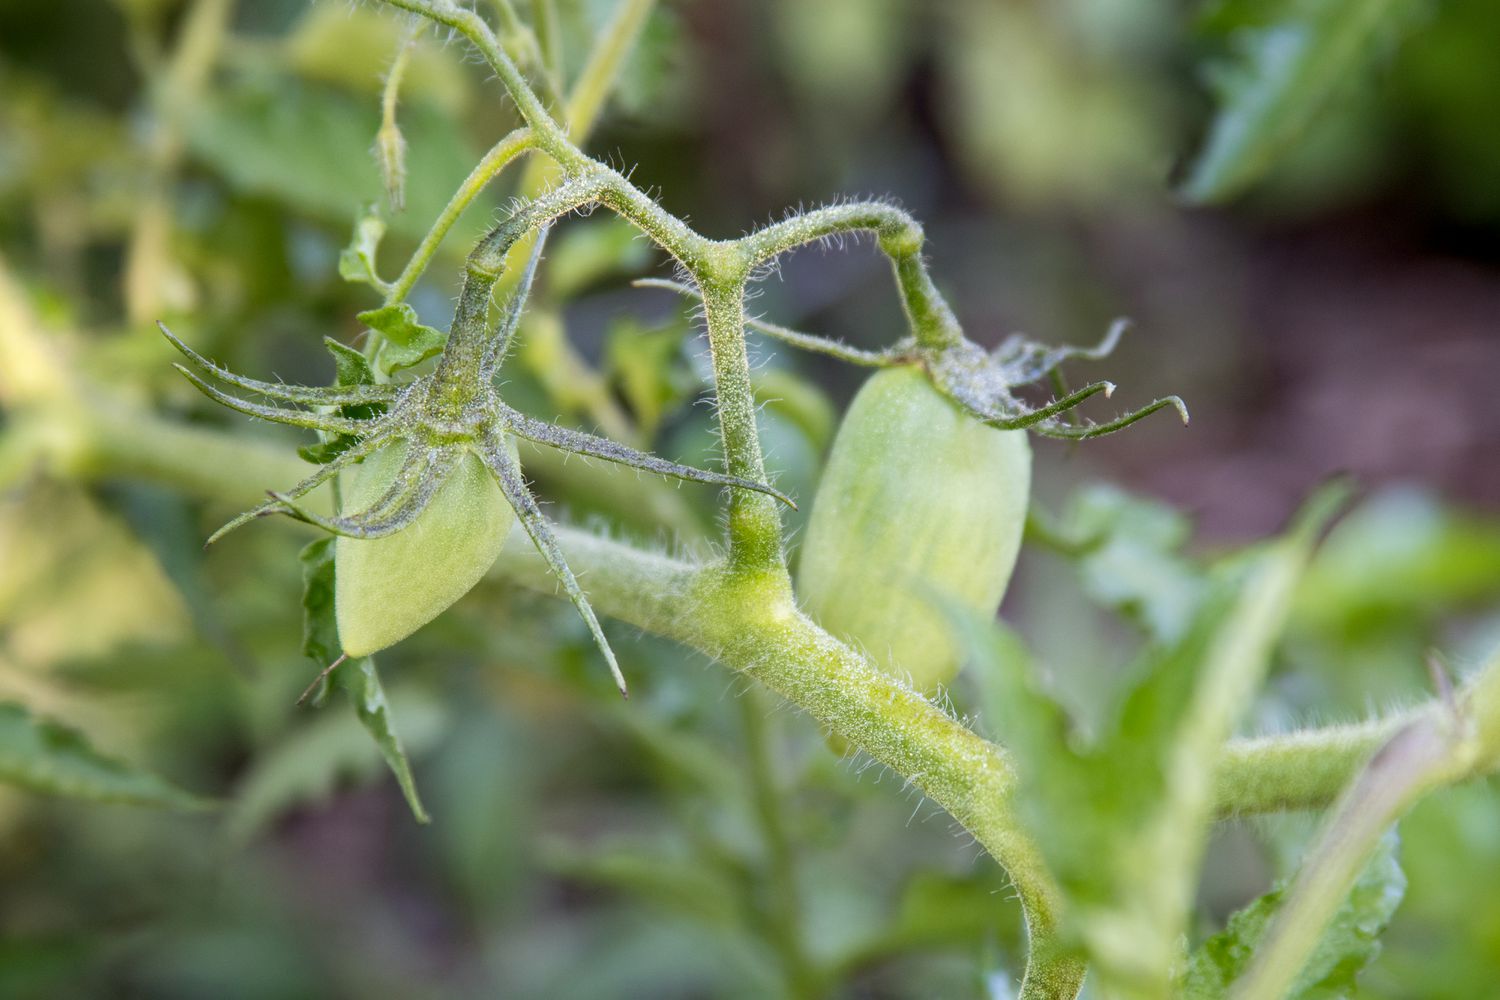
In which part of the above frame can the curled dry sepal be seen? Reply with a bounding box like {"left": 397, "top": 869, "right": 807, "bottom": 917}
{"left": 638, "top": 277, "right": 1189, "bottom": 441}
{"left": 161, "top": 227, "right": 792, "bottom": 697}
{"left": 925, "top": 322, "right": 1190, "bottom": 440}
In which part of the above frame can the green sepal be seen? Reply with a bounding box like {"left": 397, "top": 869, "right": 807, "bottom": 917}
{"left": 359, "top": 302, "right": 447, "bottom": 375}
{"left": 299, "top": 537, "right": 430, "bottom": 823}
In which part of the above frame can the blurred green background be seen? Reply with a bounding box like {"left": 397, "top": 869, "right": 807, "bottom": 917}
{"left": 2, "top": 0, "right": 1499, "bottom": 997}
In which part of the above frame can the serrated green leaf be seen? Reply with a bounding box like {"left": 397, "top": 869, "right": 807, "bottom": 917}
{"left": 1182, "top": 0, "right": 1428, "bottom": 203}
{"left": 956, "top": 488, "right": 1341, "bottom": 991}
{"left": 337, "top": 208, "right": 388, "bottom": 288}
{"left": 297, "top": 538, "right": 430, "bottom": 823}
{"left": 359, "top": 302, "right": 447, "bottom": 375}
{"left": 1181, "top": 833, "right": 1406, "bottom": 999}
{"left": 0, "top": 702, "right": 210, "bottom": 810}
{"left": 323, "top": 336, "right": 376, "bottom": 388}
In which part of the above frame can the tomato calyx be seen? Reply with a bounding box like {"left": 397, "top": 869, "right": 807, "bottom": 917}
{"left": 921, "top": 323, "right": 1190, "bottom": 441}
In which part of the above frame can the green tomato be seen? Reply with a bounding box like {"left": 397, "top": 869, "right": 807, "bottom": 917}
{"left": 796, "top": 366, "right": 1030, "bottom": 692}
{"left": 335, "top": 439, "right": 516, "bottom": 657}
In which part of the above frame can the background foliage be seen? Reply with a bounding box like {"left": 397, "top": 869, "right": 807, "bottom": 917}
{"left": 1, "top": 0, "right": 1498, "bottom": 996}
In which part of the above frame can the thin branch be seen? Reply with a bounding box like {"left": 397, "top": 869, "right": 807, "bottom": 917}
{"left": 505, "top": 408, "right": 797, "bottom": 509}
{"left": 633, "top": 278, "right": 896, "bottom": 367}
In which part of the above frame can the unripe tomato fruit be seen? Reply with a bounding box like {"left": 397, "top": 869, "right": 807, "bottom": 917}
{"left": 335, "top": 439, "right": 516, "bottom": 657}
{"left": 797, "top": 366, "right": 1030, "bottom": 692}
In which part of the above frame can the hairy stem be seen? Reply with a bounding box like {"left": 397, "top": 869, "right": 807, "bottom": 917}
{"left": 383, "top": 126, "right": 536, "bottom": 307}
{"left": 742, "top": 203, "right": 963, "bottom": 351}
{"left": 697, "top": 275, "right": 786, "bottom": 573}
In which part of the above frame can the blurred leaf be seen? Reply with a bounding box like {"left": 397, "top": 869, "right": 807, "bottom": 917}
{"left": 605, "top": 316, "right": 691, "bottom": 437}
{"left": 0, "top": 702, "right": 210, "bottom": 809}
{"left": 429, "top": 707, "right": 529, "bottom": 910}
{"left": 285, "top": 2, "right": 468, "bottom": 112}
{"left": 940, "top": 0, "right": 1168, "bottom": 207}
{"left": 611, "top": 6, "right": 690, "bottom": 120}
{"left": 1392, "top": 0, "right": 1500, "bottom": 222}
{"left": 1183, "top": 0, "right": 1428, "bottom": 203}
{"left": 1062, "top": 484, "right": 1205, "bottom": 643}
{"left": 960, "top": 489, "right": 1337, "bottom": 990}
{"left": 185, "top": 73, "right": 479, "bottom": 242}
{"left": 360, "top": 302, "right": 446, "bottom": 375}
{"left": 773, "top": 0, "right": 906, "bottom": 116}
{"left": 541, "top": 838, "right": 744, "bottom": 928}
{"left": 547, "top": 218, "right": 654, "bottom": 301}
{"left": 834, "top": 871, "right": 1005, "bottom": 973}
{"left": 1181, "top": 833, "right": 1405, "bottom": 998}
{"left": 1295, "top": 487, "right": 1500, "bottom": 631}
{"left": 225, "top": 685, "right": 444, "bottom": 843}
{"left": 299, "top": 537, "right": 429, "bottom": 823}
{"left": 754, "top": 368, "right": 837, "bottom": 454}
{"left": 337, "top": 207, "right": 388, "bottom": 289}
{"left": 0, "top": 484, "right": 189, "bottom": 668}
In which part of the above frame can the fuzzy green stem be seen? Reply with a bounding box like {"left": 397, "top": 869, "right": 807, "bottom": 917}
{"left": 742, "top": 202, "right": 963, "bottom": 350}
{"left": 436, "top": 170, "right": 608, "bottom": 384}
{"left": 1214, "top": 720, "right": 1395, "bottom": 817}
{"left": 383, "top": 126, "right": 537, "bottom": 307}
{"left": 697, "top": 276, "right": 786, "bottom": 573}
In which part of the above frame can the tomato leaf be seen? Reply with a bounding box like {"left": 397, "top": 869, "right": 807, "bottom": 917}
{"left": 0, "top": 702, "right": 210, "bottom": 810}
{"left": 1062, "top": 484, "right": 1205, "bottom": 643}
{"left": 338, "top": 207, "right": 388, "bottom": 288}
{"left": 297, "top": 338, "right": 383, "bottom": 465}
{"left": 322, "top": 336, "right": 377, "bottom": 389}
{"left": 358, "top": 302, "right": 447, "bottom": 375}
{"left": 957, "top": 487, "right": 1342, "bottom": 991}
{"left": 1181, "top": 0, "right": 1428, "bottom": 203}
{"left": 299, "top": 538, "right": 430, "bottom": 824}
{"left": 185, "top": 73, "right": 480, "bottom": 242}
{"left": 1180, "top": 832, "right": 1406, "bottom": 998}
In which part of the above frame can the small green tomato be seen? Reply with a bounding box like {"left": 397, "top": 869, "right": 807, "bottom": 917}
{"left": 796, "top": 365, "right": 1030, "bottom": 692}
{"left": 335, "top": 439, "right": 516, "bottom": 657}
